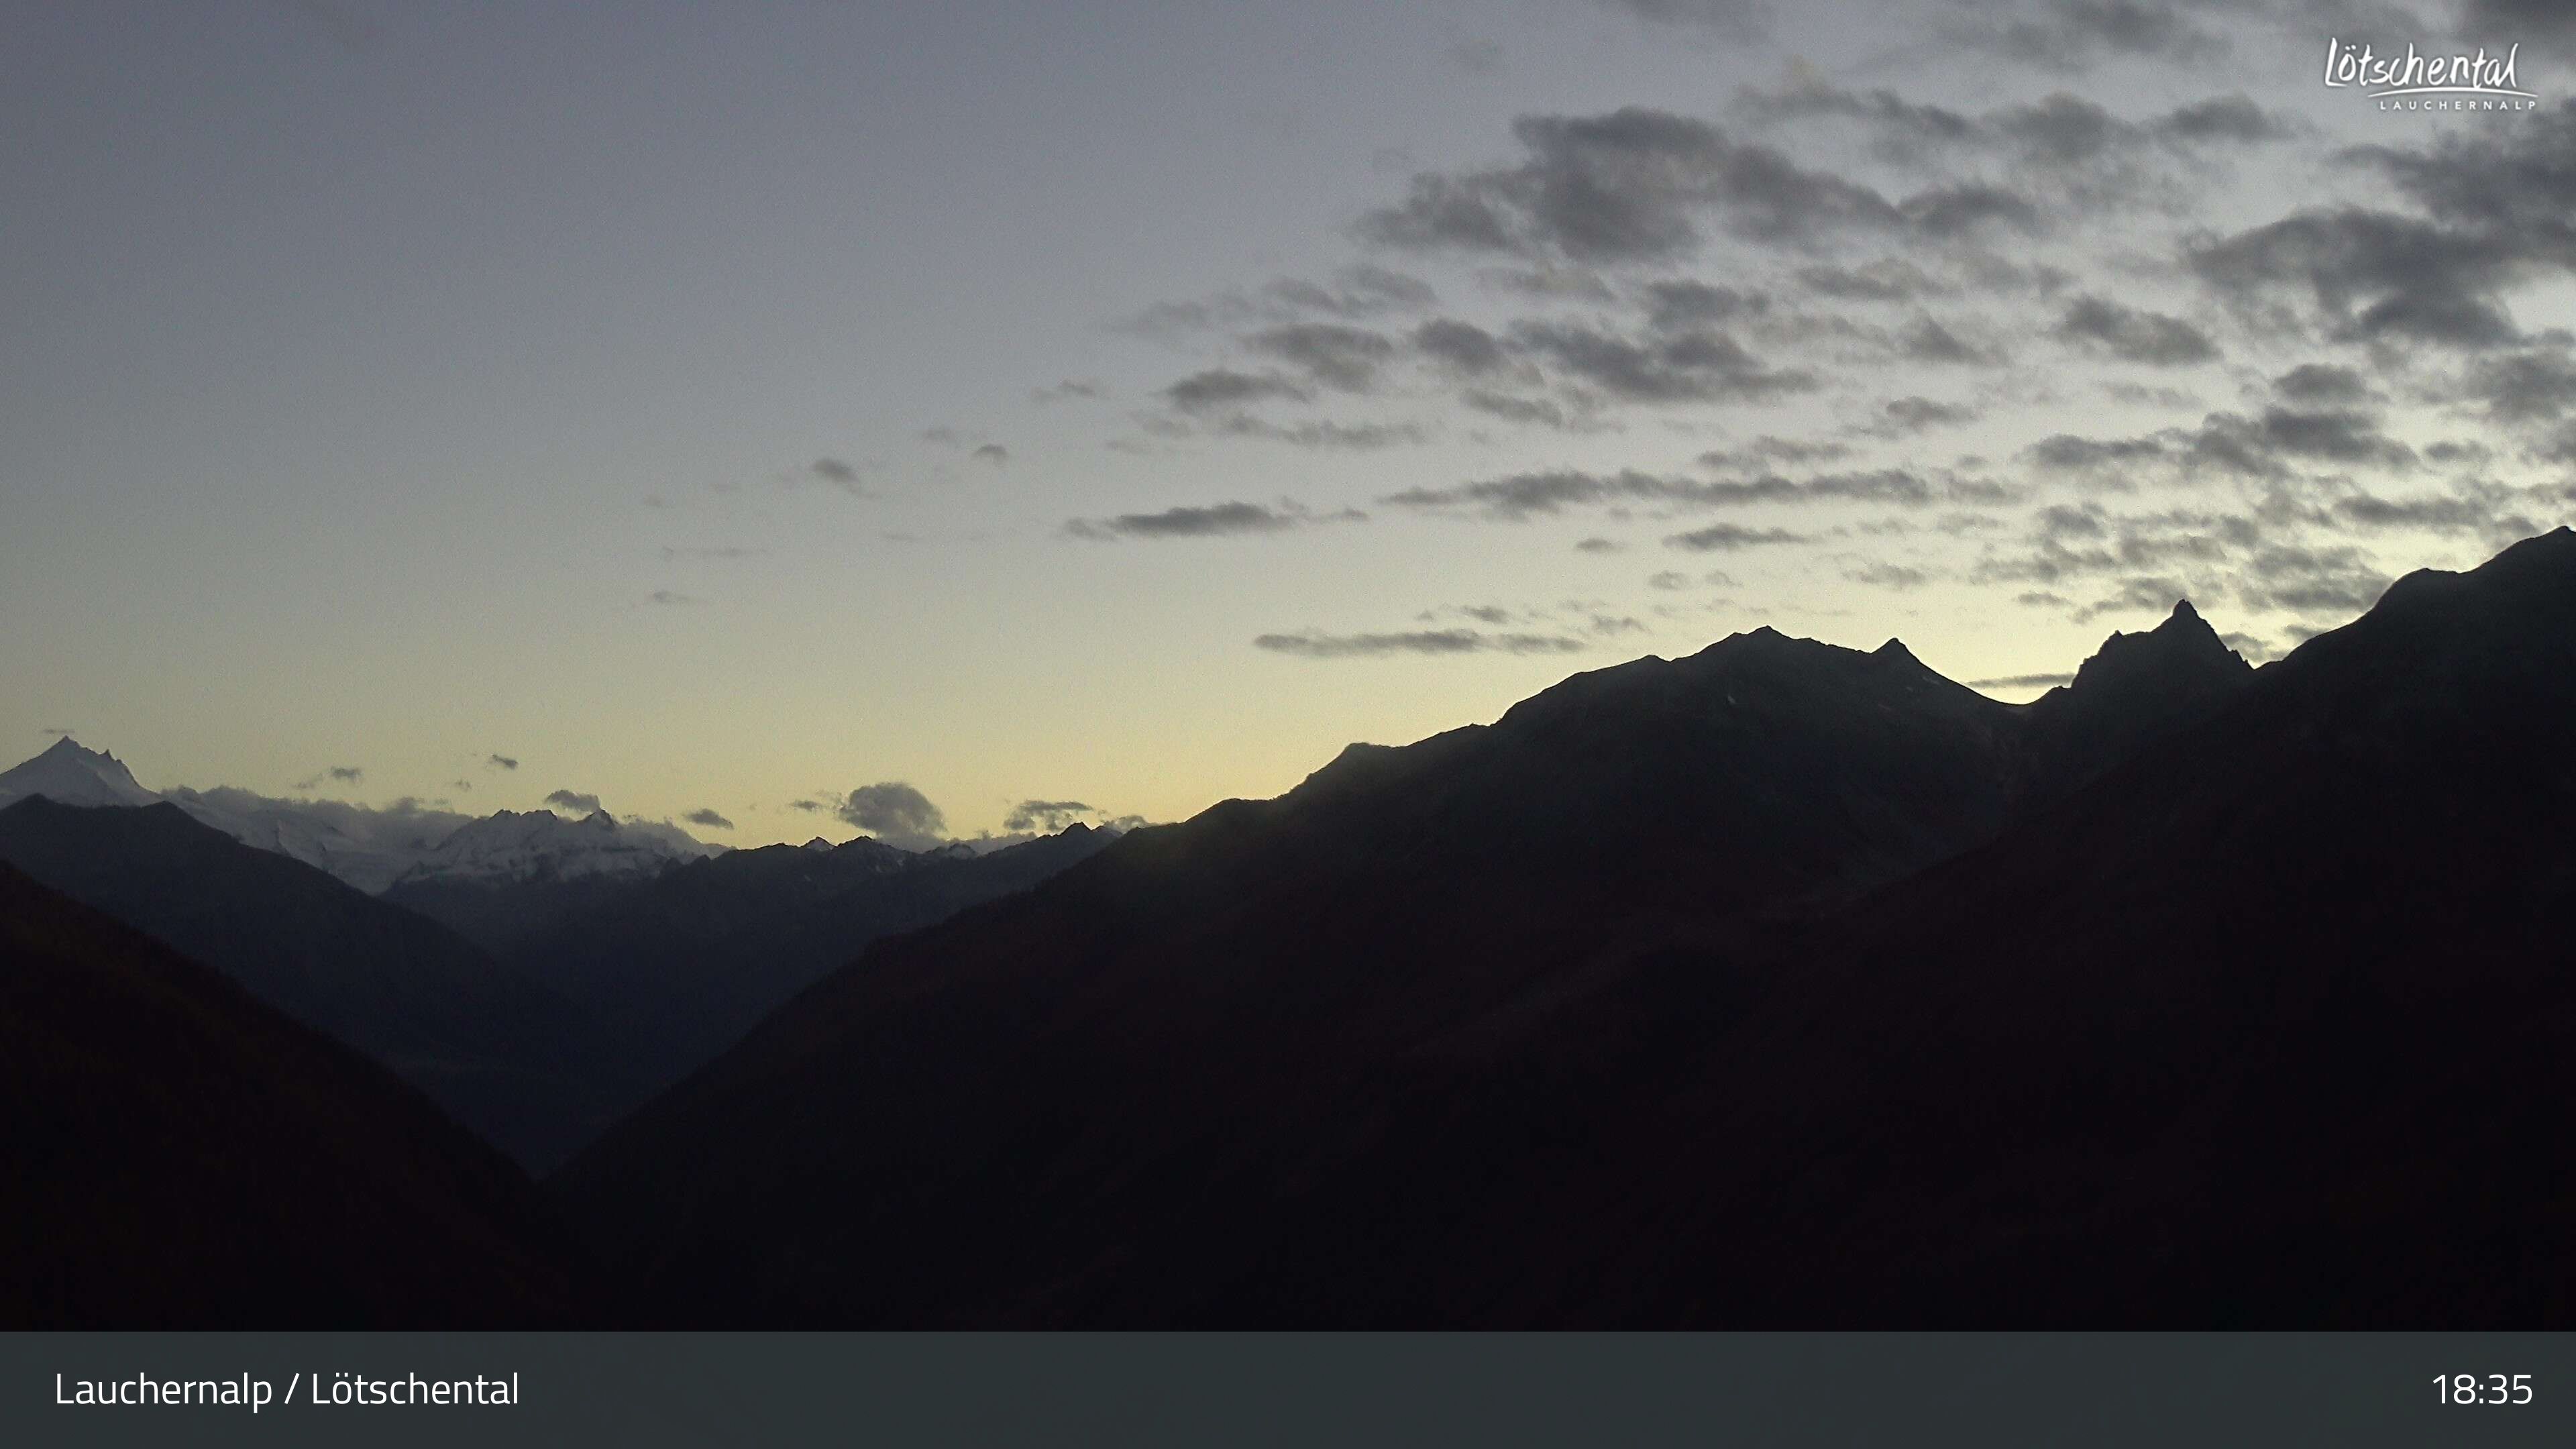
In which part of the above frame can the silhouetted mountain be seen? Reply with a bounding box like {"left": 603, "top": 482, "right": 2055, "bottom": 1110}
{"left": 501, "top": 825, "right": 1121, "bottom": 1110}
{"left": 558, "top": 529, "right": 2576, "bottom": 1327}
{"left": 2012, "top": 599, "right": 2253, "bottom": 802}
{"left": 0, "top": 799, "right": 625, "bottom": 1169}
{"left": 0, "top": 863, "right": 586, "bottom": 1326}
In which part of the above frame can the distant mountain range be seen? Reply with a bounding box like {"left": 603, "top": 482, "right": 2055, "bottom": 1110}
{"left": 556, "top": 528, "right": 2576, "bottom": 1328}
{"left": 0, "top": 747, "right": 1120, "bottom": 1172}
{"left": 0, "top": 739, "right": 718, "bottom": 895}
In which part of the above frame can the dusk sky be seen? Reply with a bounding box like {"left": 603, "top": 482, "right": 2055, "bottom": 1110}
{"left": 7, "top": 0, "right": 2571, "bottom": 847}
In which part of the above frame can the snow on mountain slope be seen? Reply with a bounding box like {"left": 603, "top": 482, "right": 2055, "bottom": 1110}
{"left": 0, "top": 739, "right": 166, "bottom": 810}
{"left": 390, "top": 807, "right": 716, "bottom": 887}
{"left": 0, "top": 741, "right": 717, "bottom": 893}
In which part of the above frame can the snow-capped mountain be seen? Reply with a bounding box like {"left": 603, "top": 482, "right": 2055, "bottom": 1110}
{"left": 161, "top": 787, "right": 469, "bottom": 895}
{"left": 389, "top": 807, "right": 717, "bottom": 888}
{"left": 0, "top": 740, "right": 716, "bottom": 894}
{"left": 0, "top": 738, "right": 166, "bottom": 810}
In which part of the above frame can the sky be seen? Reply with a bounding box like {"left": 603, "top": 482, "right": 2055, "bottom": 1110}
{"left": 5, "top": 0, "right": 2572, "bottom": 848}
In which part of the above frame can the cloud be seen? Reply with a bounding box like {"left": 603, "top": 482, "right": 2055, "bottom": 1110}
{"left": 1642, "top": 281, "right": 1769, "bottom": 332}
{"left": 2459, "top": 345, "right": 2576, "bottom": 428}
{"left": 2190, "top": 207, "right": 2529, "bottom": 350}
{"left": 808, "top": 457, "right": 867, "bottom": 496}
{"left": 971, "top": 443, "right": 1010, "bottom": 466}
{"left": 1701, "top": 437, "right": 1854, "bottom": 471}
{"left": 647, "top": 590, "right": 701, "bottom": 606}
{"left": 1003, "top": 799, "right": 1097, "bottom": 833}
{"left": 2024, "top": 403, "right": 2416, "bottom": 483}
{"left": 683, "top": 808, "right": 735, "bottom": 830}
{"left": 833, "top": 782, "right": 948, "bottom": 850}
{"left": 1031, "top": 379, "right": 1105, "bottom": 405}
{"left": 1209, "top": 417, "right": 1432, "bottom": 449}
{"left": 486, "top": 754, "right": 519, "bottom": 771}
{"left": 2272, "top": 364, "right": 2373, "bottom": 405}
{"left": 1254, "top": 629, "right": 1588, "bottom": 658}
{"left": 545, "top": 790, "right": 604, "bottom": 815}
{"left": 1843, "top": 559, "right": 1934, "bottom": 590}
{"left": 1509, "top": 319, "right": 1819, "bottom": 402}
{"left": 1386, "top": 465, "right": 1984, "bottom": 521}
{"left": 1597, "top": 0, "right": 1771, "bottom": 38}
{"left": 1357, "top": 106, "right": 2032, "bottom": 266}
{"left": 1118, "top": 267, "right": 1437, "bottom": 337}
{"left": 1896, "top": 315, "right": 2010, "bottom": 367}
{"left": 1574, "top": 536, "right": 1626, "bottom": 553}
{"left": 41, "top": 728, "right": 74, "bottom": 737}
{"left": 1260, "top": 266, "right": 1440, "bottom": 319}
{"left": 1665, "top": 523, "right": 1807, "bottom": 551}
{"left": 1164, "top": 369, "right": 1314, "bottom": 413}
{"left": 1970, "top": 672, "right": 2077, "bottom": 690}
{"left": 1246, "top": 323, "right": 1399, "bottom": 391}
{"left": 1947, "top": 1, "right": 2229, "bottom": 74}
{"left": 1745, "top": 77, "right": 2291, "bottom": 199}
{"left": 1798, "top": 259, "right": 1949, "bottom": 303}
{"left": 2053, "top": 294, "right": 2220, "bottom": 366}
{"left": 1875, "top": 396, "right": 1980, "bottom": 434}
{"left": 162, "top": 787, "right": 479, "bottom": 869}
{"left": 2232, "top": 543, "right": 2393, "bottom": 616}
{"left": 1065, "top": 500, "right": 1366, "bottom": 540}
{"left": 327, "top": 766, "right": 362, "bottom": 784}
{"left": 1413, "top": 317, "right": 1512, "bottom": 375}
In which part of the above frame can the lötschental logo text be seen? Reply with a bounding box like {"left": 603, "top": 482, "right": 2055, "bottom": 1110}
{"left": 2322, "top": 38, "right": 2538, "bottom": 112}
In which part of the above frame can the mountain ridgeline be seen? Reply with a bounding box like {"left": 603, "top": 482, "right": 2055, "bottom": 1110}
{"left": 558, "top": 529, "right": 2576, "bottom": 1327}
{"left": 10, "top": 529, "right": 2575, "bottom": 1327}
{"left": 0, "top": 863, "right": 586, "bottom": 1326}
{"left": 0, "top": 772, "right": 1118, "bottom": 1172}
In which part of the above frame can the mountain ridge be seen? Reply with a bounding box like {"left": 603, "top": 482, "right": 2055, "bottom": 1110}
{"left": 555, "top": 528, "right": 2576, "bottom": 1326}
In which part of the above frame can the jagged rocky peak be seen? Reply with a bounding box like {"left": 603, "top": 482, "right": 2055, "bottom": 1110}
{"left": 2062, "top": 599, "right": 2251, "bottom": 699}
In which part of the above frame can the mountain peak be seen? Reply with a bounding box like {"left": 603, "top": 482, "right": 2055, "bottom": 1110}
{"left": 2065, "top": 600, "right": 2247, "bottom": 698}
{"left": 0, "top": 738, "right": 164, "bottom": 811}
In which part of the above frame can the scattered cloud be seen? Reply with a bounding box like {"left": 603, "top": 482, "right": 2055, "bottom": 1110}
{"left": 2053, "top": 294, "right": 2220, "bottom": 366}
{"left": 545, "top": 789, "right": 605, "bottom": 816}
{"left": 1665, "top": 523, "right": 1807, "bottom": 551}
{"left": 486, "top": 754, "right": 519, "bottom": 771}
{"left": 1031, "top": 379, "right": 1105, "bottom": 405}
{"left": 1597, "top": 0, "right": 1772, "bottom": 39}
{"left": 1253, "top": 629, "right": 1587, "bottom": 658}
{"left": 1065, "top": 500, "right": 1366, "bottom": 540}
{"left": 683, "top": 808, "right": 735, "bottom": 830}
